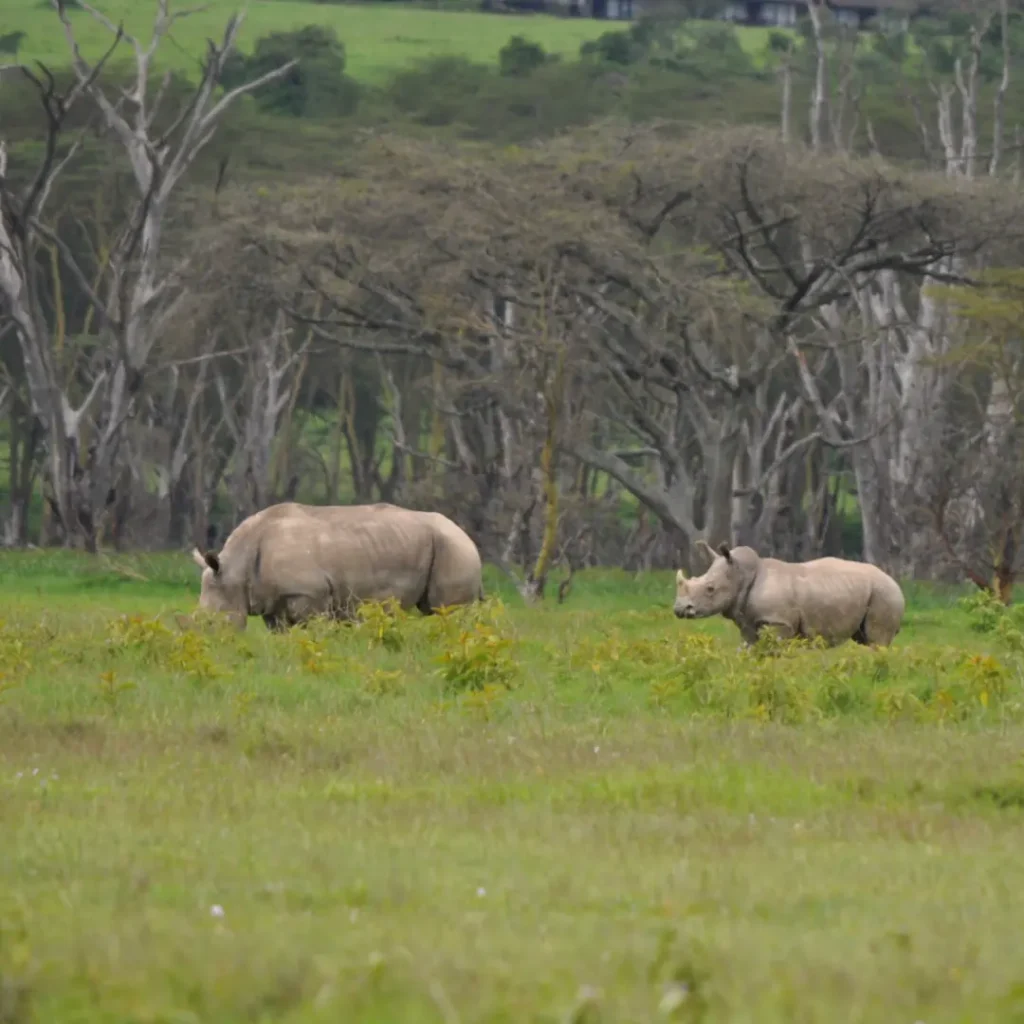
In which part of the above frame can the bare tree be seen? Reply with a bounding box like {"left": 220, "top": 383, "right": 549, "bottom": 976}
{"left": 919, "top": 269, "right": 1024, "bottom": 601}
{"left": 216, "top": 309, "right": 310, "bottom": 520}
{"left": 0, "top": 0, "right": 295, "bottom": 549}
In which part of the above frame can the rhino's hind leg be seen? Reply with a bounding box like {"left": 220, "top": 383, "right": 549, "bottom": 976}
{"left": 423, "top": 568, "right": 479, "bottom": 614}
{"left": 859, "top": 600, "right": 900, "bottom": 648}
{"left": 851, "top": 615, "right": 870, "bottom": 646}
{"left": 416, "top": 588, "right": 436, "bottom": 617}
{"left": 263, "top": 594, "right": 332, "bottom": 630}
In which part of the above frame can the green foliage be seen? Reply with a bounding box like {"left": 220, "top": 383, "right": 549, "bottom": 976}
{"left": 0, "top": 621, "right": 43, "bottom": 685}
{"left": 665, "top": 22, "right": 757, "bottom": 78}
{"left": 960, "top": 588, "right": 1007, "bottom": 633}
{"left": 888, "top": 10, "right": 1024, "bottom": 83}
{"left": 96, "top": 669, "right": 136, "bottom": 711}
{"left": 381, "top": 53, "right": 630, "bottom": 139}
{"left": 959, "top": 589, "right": 1024, "bottom": 652}
{"left": 870, "top": 26, "right": 908, "bottom": 68}
{"left": 167, "top": 630, "right": 222, "bottom": 683}
{"left": 498, "top": 34, "right": 552, "bottom": 77}
{"left": 433, "top": 598, "right": 518, "bottom": 693}
{"left": 374, "top": 37, "right": 774, "bottom": 143}
{"left": 385, "top": 54, "right": 492, "bottom": 126}
{"left": 580, "top": 27, "right": 639, "bottom": 65}
{"left": 104, "top": 613, "right": 176, "bottom": 662}
{"left": 220, "top": 24, "right": 360, "bottom": 118}
{"left": 927, "top": 268, "right": 1024, "bottom": 365}
{"left": 747, "top": 626, "right": 830, "bottom": 659}
{"left": 103, "top": 613, "right": 225, "bottom": 684}
{"left": 0, "top": 30, "right": 25, "bottom": 56}
{"left": 355, "top": 598, "right": 406, "bottom": 653}
{"left": 766, "top": 29, "right": 793, "bottom": 54}
{"left": 580, "top": 16, "right": 756, "bottom": 82}
{"left": 289, "top": 629, "right": 340, "bottom": 676}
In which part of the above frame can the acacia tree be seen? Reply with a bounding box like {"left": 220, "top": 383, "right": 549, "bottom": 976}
{"left": 0, "top": 0, "right": 294, "bottom": 549}
{"left": 572, "top": 124, "right": 1021, "bottom": 568}
{"left": 203, "top": 122, "right": 1019, "bottom": 578}
{"left": 749, "top": 0, "right": 1024, "bottom": 573}
{"left": 213, "top": 134, "right": 651, "bottom": 586}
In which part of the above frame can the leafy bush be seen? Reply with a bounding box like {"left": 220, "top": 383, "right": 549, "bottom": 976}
{"left": 385, "top": 55, "right": 492, "bottom": 126}
{"left": 579, "top": 17, "right": 756, "bottom": 85}
{"left": 355, "top": 598, "right": 407, "bottom": 653}
{"left": 221, "top": 25, "right": 360, "bottom": 119}
{"left": 580, "top": 29, "right": 640, "bottom": 65}
{"left": 0, "top": 30, "right": 25, "bottom": 56}
{"left": 384, "top": 55, "right": 623, "bottom": 139}
{"left": 433, "top": 599, "right": 518, "bottom": 693}
{"left": 498, "top": 35, "right": 553, "bottom": 77}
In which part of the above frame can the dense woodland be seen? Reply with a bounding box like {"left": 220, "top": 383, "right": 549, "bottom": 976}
{"left": 2, "top": 0, "right": 1024, "bottom": 600}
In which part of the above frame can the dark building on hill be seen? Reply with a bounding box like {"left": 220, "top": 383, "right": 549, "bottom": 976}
{"left": 484, "top": 0, "right": 636, "bottom": 15}
{"left": 488, "top": 0, "right": 914, "bottom": 27}
{"left": 720, "top": 0, "right": 911, "bottom": 29}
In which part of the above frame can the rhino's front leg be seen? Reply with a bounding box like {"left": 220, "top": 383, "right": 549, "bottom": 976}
{"left": 755, "top": 620, "right": 797, "bottom": 641}
{"left": 735, "top": 620, "right": 760, "bottom": 647}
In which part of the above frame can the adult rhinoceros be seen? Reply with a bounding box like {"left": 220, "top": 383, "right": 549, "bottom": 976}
{"left": 190, "top": 502, "right": 483, "bottom": 630}
{"left": 673, "top": 541, "right": 905, "bottom": 648}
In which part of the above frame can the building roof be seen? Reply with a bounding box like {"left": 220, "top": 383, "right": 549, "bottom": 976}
{"left": 829, "top": 0, "right": 913, "bottom": 8}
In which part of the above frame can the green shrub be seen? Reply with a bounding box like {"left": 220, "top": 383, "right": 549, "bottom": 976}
{"left": 499, "top": 35, "right": 552, "bottom": 77}
{"left": 221, "top": 25, "right": 360, "bottom": 118}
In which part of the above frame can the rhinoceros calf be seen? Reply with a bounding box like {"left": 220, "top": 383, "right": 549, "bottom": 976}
{"left": 673, "top": 541, "right": 905, "bottom": 648}
{"left": 190, "top": 501, "right": 483, "bottom": 630}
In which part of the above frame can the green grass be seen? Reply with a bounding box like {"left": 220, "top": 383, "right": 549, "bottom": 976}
{"left": 4, "top": 551, "right": 1024, "bottom": 1020}
{"left": 5, "top": 0, "right": 772, "bottom": 82}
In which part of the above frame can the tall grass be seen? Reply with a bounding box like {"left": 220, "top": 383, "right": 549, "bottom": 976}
{"left": 2, "top": 552, "right": 1023, "bottom": 1022}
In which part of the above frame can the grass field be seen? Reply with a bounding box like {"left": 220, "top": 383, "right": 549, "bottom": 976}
{"left": 4, "top": 551, "right": 1024, "bottom": 1021}
{"left": 5, "top": 0, "right": 771, "bottom": 82}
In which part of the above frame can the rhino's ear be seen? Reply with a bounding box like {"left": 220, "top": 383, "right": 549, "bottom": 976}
{"left": 192, "top": 547, "right": 220, "bottom": 575}
{"left": 676, "top": 568, "right": 687, "bottom": 584}
{"left": 718, "top": 542, "right": 733, "bottom": 563}
{"left": 697, "top": 539, "right": 716, "bottom": 563}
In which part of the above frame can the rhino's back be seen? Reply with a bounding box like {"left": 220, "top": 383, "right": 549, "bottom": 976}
{"left": 248, "top": 503, "right": 437, "bottom": 606}
{"left": 793, "top": 558, "right": 904, "bottom": 607}
{"left": 750, "top": 556, "right": 888, "bottom": 639}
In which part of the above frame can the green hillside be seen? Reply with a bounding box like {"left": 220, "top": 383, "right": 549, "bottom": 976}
{"left": 4, "top": 0, "right": 769, "bottom": 81}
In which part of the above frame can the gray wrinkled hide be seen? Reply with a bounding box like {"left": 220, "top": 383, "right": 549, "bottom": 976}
{"left": 673, "top": 543, "right": 905, "bottom": 648}
{"left": 192, "top": 502, "right": 483, "bottom": 630}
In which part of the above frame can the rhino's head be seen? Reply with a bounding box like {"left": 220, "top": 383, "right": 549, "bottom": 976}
{"left": 191, "top": 548, "right": 248, "bottom": 629}
{"left": 674, "top": 541, "right": 742, "bottom": 619}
